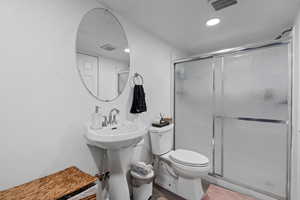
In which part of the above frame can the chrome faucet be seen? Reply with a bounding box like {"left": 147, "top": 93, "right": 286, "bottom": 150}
{"left": 101, "top": 108, "right": 120, "bottom": 128}
{"left": 108, "top": 108, "right": 120, "bottom": 125}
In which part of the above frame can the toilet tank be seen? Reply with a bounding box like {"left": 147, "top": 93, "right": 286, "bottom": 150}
{"left": 149, "top": 124, "right": 174, "bottom": 155}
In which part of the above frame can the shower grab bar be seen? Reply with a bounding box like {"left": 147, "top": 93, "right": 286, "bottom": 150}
{"left": 215, "top": 115, "right": 288, "bottom": 124}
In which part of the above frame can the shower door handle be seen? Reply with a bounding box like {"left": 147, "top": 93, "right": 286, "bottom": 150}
{"left": 214, "top": 115, "right": 288, "bottom": 124}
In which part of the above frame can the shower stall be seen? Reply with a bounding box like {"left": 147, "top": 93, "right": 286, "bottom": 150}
{"left": 174, "top": 40, "right": 292, "bottom": 200}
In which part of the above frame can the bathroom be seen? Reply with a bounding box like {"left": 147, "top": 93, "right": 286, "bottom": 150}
{"left": 0, "top": 0, "right": 300, "bottom": 200}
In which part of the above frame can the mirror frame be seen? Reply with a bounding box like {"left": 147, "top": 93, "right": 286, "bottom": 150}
{"left": 76, "top": 8, "right": 131, "bottom": 102}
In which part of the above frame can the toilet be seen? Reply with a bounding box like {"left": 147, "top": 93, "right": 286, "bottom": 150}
{"left": 149, "top": 124, "right": 210, "bottom": 200}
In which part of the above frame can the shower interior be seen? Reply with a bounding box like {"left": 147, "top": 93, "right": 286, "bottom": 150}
{"left": 174, "top": 40, "right": 292, "bottom": 200}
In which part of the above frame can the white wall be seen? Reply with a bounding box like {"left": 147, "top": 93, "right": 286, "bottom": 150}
{"left": 0, "top": 0, "right": 185, "bottom": 190}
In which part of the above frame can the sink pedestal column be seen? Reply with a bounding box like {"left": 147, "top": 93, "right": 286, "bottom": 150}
{"left": 107, "top": 147, "right": 133, "bottom": 200}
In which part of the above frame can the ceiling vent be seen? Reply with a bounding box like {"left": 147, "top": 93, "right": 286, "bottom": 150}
{"left": 100, "top": 43, "right": 116, "bottom": 51}
{"left": 209, "top": 0, "right": 237, "bottom": 11}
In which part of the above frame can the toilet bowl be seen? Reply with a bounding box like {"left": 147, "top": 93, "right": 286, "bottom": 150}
{"left": 169, "top": 149, "right": 210, "bottom": 179}
{"left": 149, "top": 124, "right": 210, "bottom": 200}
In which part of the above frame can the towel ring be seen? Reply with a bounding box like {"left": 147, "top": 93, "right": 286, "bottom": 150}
{"left": 133, "top": 73, "right": 144, "bottom": 85}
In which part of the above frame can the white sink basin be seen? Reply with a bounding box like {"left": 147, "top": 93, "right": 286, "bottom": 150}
{"left": 85, "top": 120, "right": 147, "bottom": 200}
{"left": 85, "top": 120, "right": 147, "bottom": 149}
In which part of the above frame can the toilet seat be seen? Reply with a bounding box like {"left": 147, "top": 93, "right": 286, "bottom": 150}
{"left": 170, "top": 149, "right": 209, "bottom": 167}
{"left": 169, "top": 150, "right": 210, "bottom": 179}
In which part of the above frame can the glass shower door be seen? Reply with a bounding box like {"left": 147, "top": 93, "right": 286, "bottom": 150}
{"left": 174, "top": 58, "right": 214, "bottom": 161}
{"left": 215, "top": 44, "right": 290, "bottom": 199}
{"left": 174, "top": 42, "right": 291, "bottom": 200}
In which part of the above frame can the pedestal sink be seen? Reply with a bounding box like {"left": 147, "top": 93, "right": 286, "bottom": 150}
{"left": 84, "top": 120, "right": 147, "bottom": 200}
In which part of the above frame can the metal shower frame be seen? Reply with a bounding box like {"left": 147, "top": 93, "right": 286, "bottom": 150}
{"left": 172, "top": 38, "right": 293, "bottom": 200}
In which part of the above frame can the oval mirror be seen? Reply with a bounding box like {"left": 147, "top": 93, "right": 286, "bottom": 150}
{"left": 76, "top": 8, "right": 130, "bottom": 102}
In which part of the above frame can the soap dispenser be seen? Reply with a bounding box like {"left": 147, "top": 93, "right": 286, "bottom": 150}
{"left": 90, "top": 106, "right": 103, "bottom": 130}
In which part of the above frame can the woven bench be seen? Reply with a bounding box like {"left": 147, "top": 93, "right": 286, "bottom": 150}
{"left": 0, "top": 166, "right": 97, "bottom": 200}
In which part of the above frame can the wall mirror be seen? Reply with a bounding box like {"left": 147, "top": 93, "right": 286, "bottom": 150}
{"left": 76, "top": 8, "right": 130, "bottom": 102}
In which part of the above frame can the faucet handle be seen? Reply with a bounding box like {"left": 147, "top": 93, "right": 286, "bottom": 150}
{"left": 112, "top": 115, "right": 117, "bottom": 125}
{"left": 108, "top": 108, "right": 120, "bottom": 126}
{"left": 102, "top": 116, "right": 108, "bottom": 127}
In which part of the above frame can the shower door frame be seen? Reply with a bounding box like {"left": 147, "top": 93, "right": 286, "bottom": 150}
{"left": 173, "top": 38, "right": 293, "bottom": 200}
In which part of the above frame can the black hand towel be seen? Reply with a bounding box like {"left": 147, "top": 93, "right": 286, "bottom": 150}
{"left": 130, "top": 85, "right": 147, "bottom": 114}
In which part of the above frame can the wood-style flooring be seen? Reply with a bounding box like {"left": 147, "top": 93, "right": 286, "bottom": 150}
{"left": 81, "top": 184, "right": 257, "bottom": 200}
{"left": 151, "top": 184, "right": 257, "bottom": 200}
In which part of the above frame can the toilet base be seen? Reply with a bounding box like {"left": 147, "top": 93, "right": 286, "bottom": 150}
{"left": 154, "top": 158, "right": 205, "bottom": 200}
{"left": 156, "top": 176, "right": 204, "bottom": 200}
{"left": 177, "top": 177, "right": 203, "bottom": 200}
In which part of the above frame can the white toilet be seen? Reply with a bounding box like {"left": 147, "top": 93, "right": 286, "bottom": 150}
{"left": 149, "top": 124, "right": 210, "bottom": 200}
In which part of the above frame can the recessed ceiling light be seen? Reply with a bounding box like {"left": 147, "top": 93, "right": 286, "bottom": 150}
{"left": 206, "top": 18, "right": 220, "bottom": 27}
{"left": 124, "top": 48, "right": 130, "bottom": 53}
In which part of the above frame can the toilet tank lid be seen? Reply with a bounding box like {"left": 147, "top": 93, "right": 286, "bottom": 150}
{"left": 149, "top": 123, "right": 174, "bottom": 133}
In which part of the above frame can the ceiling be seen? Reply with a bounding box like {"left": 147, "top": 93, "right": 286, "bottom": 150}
{"left": 98, "top": 0, "right": 300, "bottom": 55}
